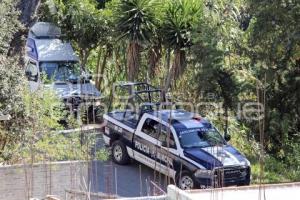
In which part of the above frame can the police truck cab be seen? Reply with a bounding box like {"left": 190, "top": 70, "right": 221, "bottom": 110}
{"left": 103, "top": 82, "right": 250, "bottom": 189}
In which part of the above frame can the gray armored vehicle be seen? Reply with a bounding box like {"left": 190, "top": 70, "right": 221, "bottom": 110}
{"left": 25, "top": 22, "right": 101, "bottom": 122}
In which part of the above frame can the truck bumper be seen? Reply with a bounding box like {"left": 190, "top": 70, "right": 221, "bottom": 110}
{"left": 194, "top": 177, "right": 250, "bottom": 188}
{"left": 194, "top": 167, "right": 251, "bottom": 188}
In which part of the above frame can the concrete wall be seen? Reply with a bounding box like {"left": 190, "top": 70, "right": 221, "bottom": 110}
{"left": 0, "top": 161, "right": 88, "bottom": 200}
{"left": 166, "top": 182, "right": 300, "bottom": 200}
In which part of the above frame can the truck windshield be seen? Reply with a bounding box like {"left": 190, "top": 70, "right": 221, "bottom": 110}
{"left": 178, "top": 128, "right": 225, "bottom": 148}
{"left": 40, "top": 62, "right": 81, "bottom": 82}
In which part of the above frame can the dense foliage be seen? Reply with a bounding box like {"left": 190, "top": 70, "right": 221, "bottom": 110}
{"left": 0, "top": 0, "right": 21, "bottom": 54}
{"left": 0, "top": 0, "right": 105, "bottom": 164}
{"left": 0, "top": 0, "right": 25, "bottom": 161}
{"left": 0, "top": 0, "right": 299, "bottom": 183}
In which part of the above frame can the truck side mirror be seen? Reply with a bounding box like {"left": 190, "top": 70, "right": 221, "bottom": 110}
{"left": 25, "top": 70, "right": 38, "bottom": 81}
{"left": 224, "top": 134, "right": 231, "bottom": 142}
{"left": 25, "top": 70, "right": 32, "bottom": 77}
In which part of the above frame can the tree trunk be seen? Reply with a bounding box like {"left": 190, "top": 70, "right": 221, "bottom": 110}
{"left": 95, "top": 48, "right": 102, "bottom": 88}
{"left": 164, "top": 48, "right": 172, "bottom": 92}
{"left": 8, "top": 0, "right": 41, "bottom": 63}
{"left": 164, "top": 48, "right": 187, "bottom": 92}
{"left": 147, "top": 43, "right": 161, "bottom": 82}
{"left": 224, "top": 106, "right": 229, "bottom": 136}
{"left": 81, "top": 50, "right": 90, "bottom": 70}
{"left": 127, "top": 41, "right": 140, "bottom": 82}
{"left": 173, "top": 48, "right": 186, "bottom": 79}
{"left": 18, "top": 0, "right": 41, "bottom": 25}
{"left": 114, "top": 46, "right": 121, "bottom": 74}
{"left": 98, "top": 49, "right": 109, "bottom": 90}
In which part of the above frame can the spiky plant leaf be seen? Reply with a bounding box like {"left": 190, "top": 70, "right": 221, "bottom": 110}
{"left": 161, "top": 0, "right": 203, "bottom": 82}
{"left": 116, "top": 0, "right": 157, "bottom": 43}
{"left": 116, "top": 0, "right": 158, "bottom": 81}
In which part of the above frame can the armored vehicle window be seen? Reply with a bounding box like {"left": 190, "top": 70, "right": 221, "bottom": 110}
{"left": 40, "top": 62, "right": 81, "bottom": 82}
{"left": 40, "top": 62, "right": 57, "bottom": 80}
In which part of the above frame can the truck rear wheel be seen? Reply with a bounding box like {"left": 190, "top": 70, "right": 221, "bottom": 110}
{"left": 112, "top": 140, "right": 130, "bottom": 165}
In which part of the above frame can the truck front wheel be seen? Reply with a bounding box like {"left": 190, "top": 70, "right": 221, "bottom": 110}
{"left": 111, "top": 140, "right": 130, "bottom": 165}
{"left": 176, "top": 171, "right": 195, "bottom": 190}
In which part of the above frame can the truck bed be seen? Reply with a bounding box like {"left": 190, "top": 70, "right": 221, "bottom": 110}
{"left": 107, "top": 110, "right": 139, "bottom": 130}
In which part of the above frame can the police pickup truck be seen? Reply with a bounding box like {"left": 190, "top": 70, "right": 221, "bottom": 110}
{"left": 103, "top": 82, "right": 250, "bottom": 190}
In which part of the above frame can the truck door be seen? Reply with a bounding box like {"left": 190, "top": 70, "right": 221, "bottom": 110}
{"left": 134, "top": 116, "right": 177, "bottom": 178}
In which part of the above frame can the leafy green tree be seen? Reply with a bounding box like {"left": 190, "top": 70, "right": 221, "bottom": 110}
{"left": 26, "top": 0, "right": 300, "bottom": 183}
{"left": 248, "top": 0, "right": 300, "bottom": 159}
{"left": 0, "top": 56, "right": 73, "bottom": 163}
{"left": 0, "top": 0, "right": 24, "bottom": 161}
{"left": 191, "top": 0, "right": 243, "bottom": 135}
{"left": 161, "top": 0, "right": 202, "bottom": 90}
{"left": 115, "top": 0, "right": 157, "bottom": 81}
{"left": 7, "top": 0, "right": 41, "bottom": 63}
{"left": 192, "top": 35, "right": 240, "bottom": 135}
{"left": 45, "top": 0, "right": 111, "bottom": 69}
{"left": 0, "top": 0, "right": 98, "bottom": 164}
{"left": 0, "top": 57, "right": 26, "bottom": 162}
{"left": 0, "top": 64, "right": 96, "bottom": 164}
{"left": 0, "top": 0, "right": 21, "bottom": 54}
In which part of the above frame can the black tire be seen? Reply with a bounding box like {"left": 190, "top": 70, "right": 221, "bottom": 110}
{"left": 111, "top": 140, "right": 130, "bottom": 165}
{"left": 176, "top": 170, "right": 195, "bottom": 190}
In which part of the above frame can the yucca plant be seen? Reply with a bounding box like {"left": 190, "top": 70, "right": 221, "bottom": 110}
{"left": 116, "top": 0, "right": 157, "bottom": 81}
{"left": 147, "top": 38, "right": 162, "bottom": 79}
{"left": 161, "top": 0, "right": 203, "bottom": 89}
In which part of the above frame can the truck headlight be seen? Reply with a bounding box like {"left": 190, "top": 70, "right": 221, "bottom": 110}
{"left": 241, "top": 159, "right": 251, "bottom": 166}
{"left": 194, "top": 169, "right": 213, "bottom": 178}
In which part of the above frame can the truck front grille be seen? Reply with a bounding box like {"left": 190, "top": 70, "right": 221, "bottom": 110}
{"left": 213, "top": 166, "right": 249, "bottom": 186}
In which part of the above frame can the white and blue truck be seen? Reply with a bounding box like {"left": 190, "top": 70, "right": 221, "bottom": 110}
{"left": 103, "top": 82, "right": 251, "bottom": 190}
{"left": 25, "top": 22, "right": 101, "bottom": 121}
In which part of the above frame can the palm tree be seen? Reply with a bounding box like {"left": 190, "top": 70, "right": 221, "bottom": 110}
{"left": 160, "top": 0, "right": 202, "bottom": 90}
{"left": 116, "top": 0, "right": 157, "bottom": 81}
